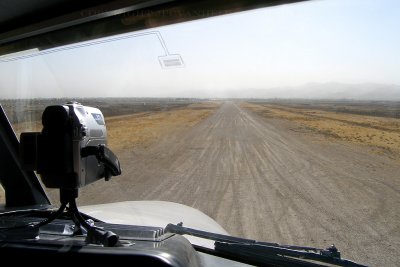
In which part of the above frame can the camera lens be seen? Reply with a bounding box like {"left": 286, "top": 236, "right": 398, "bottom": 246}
{"left": 42, "top": 105, "right": 69, "bottom": 129}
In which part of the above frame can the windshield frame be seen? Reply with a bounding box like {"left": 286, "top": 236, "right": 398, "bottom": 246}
{"left": 0, "top": 0, "right": 308, "bottom": 57}
{"left": 0, "top": 105, "right": 50, "bottom": 209}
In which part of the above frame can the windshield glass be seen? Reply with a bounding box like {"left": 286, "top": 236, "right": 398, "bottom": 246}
{"left": 0, "top": 0, "right": 399, "bottom": 266}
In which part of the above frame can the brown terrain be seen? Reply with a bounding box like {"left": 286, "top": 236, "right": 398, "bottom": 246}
{"left": 79, "top": 101, "right": 399, "bottom": 266}
{"left": 2, "top": 99, "right": 400, "bottom": 266}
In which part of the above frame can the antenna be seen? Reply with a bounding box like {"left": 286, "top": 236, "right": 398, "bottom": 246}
{"left": 0, "top": 31, "right": 185, "bottom": 68}
{"left": 153, "top": 31, "right": 185, "bottom": 69}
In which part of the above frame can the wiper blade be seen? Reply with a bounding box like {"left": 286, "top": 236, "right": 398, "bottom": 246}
{"left": 215, "top": 242, "right": 366, "bottom": 267}
{"left": 165, "top": 223, "right": 367, "bottom": 267}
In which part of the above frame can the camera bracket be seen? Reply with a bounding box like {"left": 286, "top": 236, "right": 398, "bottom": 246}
{"left": 60, "top": 188, "right": 119, "bottom": 247}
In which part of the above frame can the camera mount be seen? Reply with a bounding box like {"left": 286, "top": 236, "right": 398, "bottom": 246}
{"left": 56, "top": 188, "right": 119, "bottom": 247}
{"left": 18, "top": 102, "right": 122, "bottom": 246}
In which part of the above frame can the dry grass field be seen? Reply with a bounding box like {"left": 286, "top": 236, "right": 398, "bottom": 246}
{"left": 106, "top": 102, "right": 220, "bottom": 152}
{"left": 7, "top": 101, "right": 220, "bottom": 152}
{"left": 241, "top": 102, "right": 400, "bottom": 158}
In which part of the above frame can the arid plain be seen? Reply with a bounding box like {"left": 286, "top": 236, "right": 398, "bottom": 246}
{"left": 1, "top": 99, "right": 399, "bottom": 266}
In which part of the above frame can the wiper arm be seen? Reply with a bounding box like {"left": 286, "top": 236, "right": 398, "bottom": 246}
{"left": 215, "top": 242, "right": 366, "bottom": 267}
{"left": 165, "top": 223, "right": 278, "bottom": 245}
{"left": 165, "top": 223, "right": 367, "bottom": 267}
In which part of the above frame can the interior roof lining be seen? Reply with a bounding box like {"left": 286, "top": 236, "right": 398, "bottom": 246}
{"left": 0, "top": 0, "right": 308, "bottom": 56}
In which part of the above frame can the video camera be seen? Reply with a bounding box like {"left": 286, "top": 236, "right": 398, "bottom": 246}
{"left": 20, "top": 102, "right": 121, "bottom": 189}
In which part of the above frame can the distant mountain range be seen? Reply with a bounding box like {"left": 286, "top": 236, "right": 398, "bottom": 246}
{"left": 225, "top": 83, "right": 400, "bottom": 100}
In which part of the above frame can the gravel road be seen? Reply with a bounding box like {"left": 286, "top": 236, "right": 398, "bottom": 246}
{"left": 80, "top": 101, "right": 400, "bottom": 266}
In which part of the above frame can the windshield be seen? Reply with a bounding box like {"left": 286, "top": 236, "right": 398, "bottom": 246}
{"left": 0, "top": 0, "right": 399, "bottom": 266}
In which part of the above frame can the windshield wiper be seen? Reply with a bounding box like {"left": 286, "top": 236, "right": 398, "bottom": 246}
{"left": 165, "top": 223, "right": 367, "bottom": 267}
{"left": 214, "top": 241, "right": 365, "bottom": 267}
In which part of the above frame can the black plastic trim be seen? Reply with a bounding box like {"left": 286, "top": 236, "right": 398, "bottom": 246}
{"left": 0, "top": 104, "right": 50, "bottom": 207}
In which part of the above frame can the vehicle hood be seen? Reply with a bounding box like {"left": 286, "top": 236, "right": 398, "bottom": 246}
{"left": 80, "top": 200, "right": 228, "bottom": 247}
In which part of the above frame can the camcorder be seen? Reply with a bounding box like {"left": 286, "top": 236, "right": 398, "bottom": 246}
{"left": 20, "top": 102, "right": 121, "bottom": 189}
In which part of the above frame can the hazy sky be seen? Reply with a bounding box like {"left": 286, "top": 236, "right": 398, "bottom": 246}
{"left": 0, "top": 0, "right": 399, "bottom": 99}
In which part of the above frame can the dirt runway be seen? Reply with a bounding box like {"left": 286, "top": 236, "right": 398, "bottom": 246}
{"left": 78, "top": 101, "right": 400, "bottom": 266}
